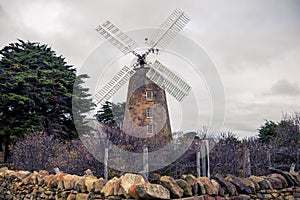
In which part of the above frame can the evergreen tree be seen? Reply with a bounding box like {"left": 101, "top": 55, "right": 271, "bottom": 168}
{"left": 258, "top": 120, "right": 277, "bottom": 143}
{"left": 111, "top": 102, "right": 125, "bottom": 127}
{"left": 94, "top": 101, "right": 126, "bottom": 127}
{"left": 95, "top": 101, "right": 116, "bottom": 126}
{"left": 0, "top": 40, "right": 94, "bottom": 162}
{"left": 272, "top": 113, "right": 300, "bottom": 170}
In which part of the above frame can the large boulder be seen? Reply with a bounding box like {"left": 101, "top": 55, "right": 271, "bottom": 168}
{"left": 181, "top": 174, "right": 198, "bottom": 195}
{"left": 101, "top": 177, "right": 120, "bottom": 197}
{"left": 84, "top": 175, "right": 98, "bottom": 192}
{"left": 119, "top": 173, "right": 146, "bottom": 198}
{"left": 59, "top": 174, "right": 80, "bottom": 190}
{"left": 21, "top": 171, "right": 41, "bottom": 185}
{"left": 235, "top": 177, "right": 257, "bottom": 193}
{"left": 249, "top": 175, "right": 275, "bottom": 191}
{"left": 214, "top": 174, "right": 237, "bottom": 196}
{"left": 268, "top": 173, "right": 288, "bottom": 188}
{"left": 101, "top": 173, "right": 146, "bottom": 198}
{"left": 38, "top": 170, "right": 49, "bottom": 178}
{"left": 1, "top": 168, "right": 11, "bottom": 178}
{"left": 239, "top": 194, "right": 251, "bottom": 200}
{"left": 197, "top": 177, "right": 218, "bottom": 195}
{"left": 160, "top": 176, "right": 184, "bottom": 198}
{"left": 56, "top": 172, "right": 66, "bottom": 182}
{"left": 211, "top": 179, "right": 221, "bottom": 194}
{"left": 249, "top": 175, "right": 264, "bottom": 189}
{"left": 250, "top": 176, "right": 273, "bottom": 190}
{"left": 259, "top": 179, "right": 273, "bottom": 190}
{"left": 44, "top": 174, "right": 57, "bottom": 188}
{"left": 75, "top": 177, "right": 87, "bottom": 193}
{"left": 128, "top": 183, "right": 146, "bottom": 199}
{"left": 21, "top": 173, "right": 33, "bottom": 185}
{"left": 0, "top": 167, "right": 8, "bottom": 174}
{"left": 67, "top": 194, "right": 76, "bottom": 200}
{"left": 75, "top": 193, "right": 89, "bottom": 200}
{"left": 94, "top": 178, "right": 106, "bottom": 194}
{"left": 226, "top": 175, "right": 252, "bottom": 194}
{"left": 290, "top": 171, "right": 300, "bottom": 186}
{"left": 13, "top": 170, "right": 31, "bottom": 181}
{"left": 196, "top": 178, "right": 206, "bottom": 195}
{"left": 268, "top": 167, "right": 298, "bottom": 186}
{"left": 135, "top": 183, "right": 170, "bottom": 199}
{"left": 265, "top": 176, "right": 284, "bottom": 190}
{"left": 176, "top": 179, "right": 193, "bottom": 197}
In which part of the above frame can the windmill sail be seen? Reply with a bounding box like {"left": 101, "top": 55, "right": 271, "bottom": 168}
{"left": 95, "top": 20, "right": 138, "bottom": 54}
{"left": 146, "top": 61, "right": 191, "bottom": 102}
{"left": 149, "top": 8, "right": 190, "bottom": 49}
{"left": 94, "top": 66, "right": 135, "bottom": 105}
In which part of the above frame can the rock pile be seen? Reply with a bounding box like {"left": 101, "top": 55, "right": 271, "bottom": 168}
{"left": 1, "top": 167, "right": 300, "bottom": 199}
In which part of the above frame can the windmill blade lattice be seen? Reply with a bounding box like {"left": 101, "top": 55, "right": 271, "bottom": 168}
{"left": 146, "top": 60, "right": 191, "bottom": 102}
{"left": 95, "top": 20, "right": 138, "bottom": 54}
{"left": 94, "top": 65, "right": 135, "bottom": 105}
{"left": 149, "top": 8, "right": 190, "bottom": 49}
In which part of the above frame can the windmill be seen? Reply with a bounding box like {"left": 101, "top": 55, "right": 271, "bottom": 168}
{"left": 94, "top": 9, "right": 191, "bottom": 149}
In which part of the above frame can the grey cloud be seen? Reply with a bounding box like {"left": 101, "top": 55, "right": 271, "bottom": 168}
{"left": 0, "top": 4, "right": 5, "bottom": 17}
{"left": 196, "top": 0, "right": 300, "bottom": 72}
{"left": 222, "top": 100, "right": 296, "bottom": 138}
{"left": 268, "top": 79, "right": 300, "bottom": 96}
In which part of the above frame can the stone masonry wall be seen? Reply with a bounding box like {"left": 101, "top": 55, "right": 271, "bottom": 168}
{"left": 1, "top": 167, "right": 300, "bottom": 200}
{"left": 122, "top": 67, "right": 173, "bottom": 150}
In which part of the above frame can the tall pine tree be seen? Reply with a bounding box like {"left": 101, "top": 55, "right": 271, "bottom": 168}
{"left": 0, "top": 40, "right": 94, "bottom": 162}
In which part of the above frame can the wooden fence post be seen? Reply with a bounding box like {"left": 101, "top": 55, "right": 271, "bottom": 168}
{"left": 243, "top": 148, "right": 251, "bottom": 177}
{"left": 205, "top": 140, "right": 210, "bottom": 179}
{"left": 201, "top": 140, "right": 206, "bottom": 177}
{"left": 200, "top": 140, "right": 210, "bottom": 178}
{"left": 104, "top": 148, "right": 108, "bottom": 181}
{"left": 197, "top": 151, "right": 201, "bottom": 177}
{"left": 143, "top": 146, "right": 149, "bottom": 180}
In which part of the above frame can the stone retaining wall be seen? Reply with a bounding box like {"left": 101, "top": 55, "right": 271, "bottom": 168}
{"left": 1, "top": 167, "right": 300, "bottom": 200}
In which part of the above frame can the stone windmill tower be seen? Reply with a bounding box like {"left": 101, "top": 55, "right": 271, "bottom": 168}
{"left": 94, "top": 9, "right": 191, "bottom": 149}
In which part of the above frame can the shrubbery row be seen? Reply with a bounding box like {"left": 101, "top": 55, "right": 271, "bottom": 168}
{"left": 11, "top": 134, "right": 104, "bottom": 177}
{"left": 10, "top": 112, "right": 300, "bottom": 178}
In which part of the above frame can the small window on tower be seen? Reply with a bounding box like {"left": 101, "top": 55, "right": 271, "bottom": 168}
{"left": 146, "top": 91, "right": 153, "bottom": 100}
{"left": 146, "top": 108, "right": 153, "bottom": 118}
{"left": 147, "top": 124, "right": 153, "bottom": 134}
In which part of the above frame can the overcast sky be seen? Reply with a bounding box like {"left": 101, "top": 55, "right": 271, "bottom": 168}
{"left": 1, "top": 0, "right": 300, "bottom": 138}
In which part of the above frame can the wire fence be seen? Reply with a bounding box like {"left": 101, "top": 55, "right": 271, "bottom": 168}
{"left": 83, "top": 126, "right": 300, "bottom": 179}
{"left": 6, "top": 124, "right": 300, "bottom": 180}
